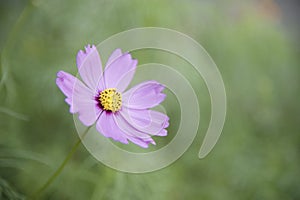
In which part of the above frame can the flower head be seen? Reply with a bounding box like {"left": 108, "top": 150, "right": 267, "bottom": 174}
{"left": 56, "top": 45, "right": 169, "bottom": 148}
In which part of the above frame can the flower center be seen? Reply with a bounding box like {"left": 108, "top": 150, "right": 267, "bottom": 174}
{"left": 99, "top": 88, "right": 122, "bottom": 112}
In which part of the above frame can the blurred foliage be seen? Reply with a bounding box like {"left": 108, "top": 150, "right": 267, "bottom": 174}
{"left": 0, "top": 0, "right": 299, "bottom": 199}
{"left": 0, "top": 177, "right": 24, "bottom": 200}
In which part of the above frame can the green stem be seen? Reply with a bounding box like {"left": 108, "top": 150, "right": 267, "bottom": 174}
{"left": 31, "top": 126, "right": 91, "bottom": 199}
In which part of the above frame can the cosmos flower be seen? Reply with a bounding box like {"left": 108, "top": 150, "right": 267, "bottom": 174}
{"left": 56, "top": 45, "right": 169, "bottom": 148}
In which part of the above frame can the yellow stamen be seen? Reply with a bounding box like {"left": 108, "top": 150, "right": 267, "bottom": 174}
{"left": 99, "top": 88, "right": 122, "bottom": 112}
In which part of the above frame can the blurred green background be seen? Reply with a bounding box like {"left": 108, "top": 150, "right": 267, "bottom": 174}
{"left": 1, "top": 0, "right": 300, "bottom": 199}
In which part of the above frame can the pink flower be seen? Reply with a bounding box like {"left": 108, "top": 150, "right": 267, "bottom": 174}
{"left": 56, "top": 45, "right": 169, "bottom": 148}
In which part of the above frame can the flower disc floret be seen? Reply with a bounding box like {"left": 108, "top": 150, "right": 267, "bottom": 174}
{"left": 99, "top": 88, "right": 122, "bottom": 112}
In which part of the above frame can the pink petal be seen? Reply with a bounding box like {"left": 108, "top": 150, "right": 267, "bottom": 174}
{"left": 113, "top": 113, "right": 156, "bottom": 148}
{"left": 106, "top": 48, "right": 122, "bottom": 68}
{"left": 157, "top": 129, "right": 167, "bottom": 136}
{"left": 113, "top": 112, "right": 149, "bottom": 138}
{"left": 126, "top": 136, "right": 156, "bottom": 148}
{"left": 103, "top": 52, "right": 137, "bottom": 92}
{"left": 56, "top": 71, "right": 76, "bottom": 105}
{"left": 96, "top": 112, "right": 129, "bottom": 144}
{"left": 56, "top": 71, "right": 101, "bottom": 126}
{"left": 123, "top": 81, "right": 166, "bottom": 109}
{"left": 120, "top": 107, "right": 169, "bottom": 136}
{"left": 96, "top": 112, "right": 155, "bottom": 148}
{"left": 76, "top": 44, "right": 105, "bottom": 91}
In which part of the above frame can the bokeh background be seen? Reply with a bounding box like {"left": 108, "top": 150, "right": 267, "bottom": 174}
{"left": 1, "top": 0, "right": 300, "bottom": 199}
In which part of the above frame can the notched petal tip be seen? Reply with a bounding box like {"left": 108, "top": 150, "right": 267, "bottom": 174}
{"left": 76, "top": 44, "right": 98, "bottom": 67}
{"left": 164, "top": 119, "right": 169, "bottom": 128}
{"left": 127, "top": 136, "right": 156, "bottom": 148}
{"left": 106, "top": 48, "right": 123, "bottom": 67}
{"left": 156, "top": 84, "right": 165, "bottom": 93}
{"left": 56, "top": 70, "right": 68, "bottom": 80}
{"left": 132, "top": 59, "right": 138, "bottom": 68}
{"left": 158, "top": 129, "right": 168, "bottom": 136}
{"left": 113, "top": 48, "right": 123, "bottom": 56}
{"left": 56, "top": 70, "right": 63, "bottom": 77}
{"left": 84, "top": 44, "right": 96, "bottom": 52}
{"left": 55, "top": 71, "right": 75, "bottom": 93}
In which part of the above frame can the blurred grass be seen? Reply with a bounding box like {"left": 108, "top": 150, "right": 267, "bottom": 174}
{"left": 0, "top": 0, "right": 300, "bottom": 199}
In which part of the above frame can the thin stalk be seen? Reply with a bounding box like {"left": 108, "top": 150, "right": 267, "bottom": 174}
{"left": 31, "top": 126, "right": 91, "bottom": 199}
